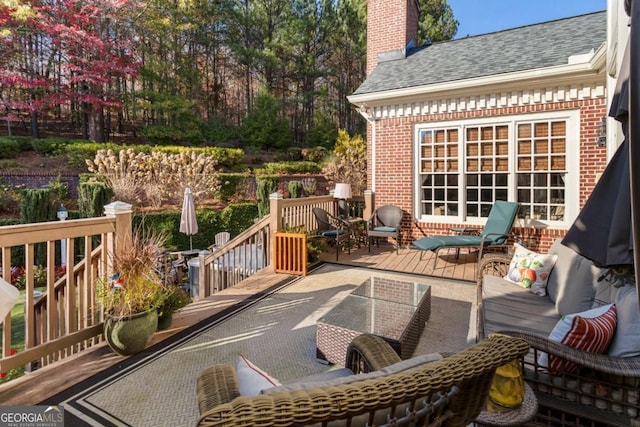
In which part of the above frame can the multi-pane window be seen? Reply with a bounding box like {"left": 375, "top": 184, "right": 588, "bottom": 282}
{"left": 416, "top": 112, "right": 575, "bottom": 224}
{"left": 419, "top": 128, "right": 459, "bottom": 216}
{"left": 516, "top": 121, "right": 566, "bottom": 221}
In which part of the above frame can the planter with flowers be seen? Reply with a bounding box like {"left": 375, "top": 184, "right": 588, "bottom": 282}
{"left": 98, "top": 229, "right": 166, "bottom": 356}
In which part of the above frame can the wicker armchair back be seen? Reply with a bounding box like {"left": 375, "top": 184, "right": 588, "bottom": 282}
{"left": 196, "top": 334, "right": 529, "bottom": 427}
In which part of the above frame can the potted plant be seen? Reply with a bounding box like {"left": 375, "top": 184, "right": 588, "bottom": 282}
{"left": 156, "top": 285, "right": 191, "bottom": 330}
{"left": 98, "top": 228, "right": 166, "bottom": 356}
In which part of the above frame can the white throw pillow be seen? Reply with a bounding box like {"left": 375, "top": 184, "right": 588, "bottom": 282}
{"left": 504, "top": 244, "right": 558, "bottom": 296}
{"left": 237, "top": 354, "right": 281, "bottom": 396}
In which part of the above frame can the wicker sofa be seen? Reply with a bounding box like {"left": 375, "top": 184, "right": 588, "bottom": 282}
{"left": 478, "top": 239, "right": 640, "bottom": 426}
{"left": 196, "top": 333, "right": 529, "bottom": 427}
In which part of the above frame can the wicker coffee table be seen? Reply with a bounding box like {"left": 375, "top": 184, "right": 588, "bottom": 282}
{"left": 316, "top": 276, "right": 431, "bottom": 364}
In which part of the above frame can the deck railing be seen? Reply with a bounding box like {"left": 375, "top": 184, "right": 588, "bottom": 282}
{"left": 0, "top": 193, "right": 373, "bottom": 375}
{"left": 0, "top": 202, "right": 132, "bottom": 374}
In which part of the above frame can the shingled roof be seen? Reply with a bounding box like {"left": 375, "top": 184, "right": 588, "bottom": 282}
{"left": 353, "top": 11, "right": 606, "bottom": 96}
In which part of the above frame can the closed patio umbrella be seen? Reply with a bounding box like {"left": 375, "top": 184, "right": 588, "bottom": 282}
{"left": 180, "top": 187, "right": 198, "bottom": 250}
{"left": 562, "top": 0, "right": 640, "bottom": 310}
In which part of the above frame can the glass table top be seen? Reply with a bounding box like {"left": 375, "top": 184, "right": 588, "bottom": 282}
{"left": 318, "top": 276, "right": 430, "bottom": 341}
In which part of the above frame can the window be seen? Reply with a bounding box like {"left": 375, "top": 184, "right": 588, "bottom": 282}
{"left": 415, "top": 111, "right": 578, "bottom": 225}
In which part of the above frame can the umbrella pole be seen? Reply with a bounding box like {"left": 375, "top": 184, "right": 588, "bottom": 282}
{"left": 190, "top": 236, "right": 193, "bottom": 251}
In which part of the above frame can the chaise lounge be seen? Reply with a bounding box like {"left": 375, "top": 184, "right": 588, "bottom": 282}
{"left": 413, "top": 200, "right": 519, "bottom": 268}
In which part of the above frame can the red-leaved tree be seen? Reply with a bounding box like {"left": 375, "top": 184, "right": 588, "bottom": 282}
{"left": 0, "top": 0, "right": 141, "bottom": 141}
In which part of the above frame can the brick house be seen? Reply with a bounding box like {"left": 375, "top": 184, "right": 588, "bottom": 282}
{"left": 348, "top": 1, "right": 608, "bottom": 252}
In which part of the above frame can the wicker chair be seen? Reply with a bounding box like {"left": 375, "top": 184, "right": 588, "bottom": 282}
{"left": 478, "top": 255, "right": 640, "bottom": 427}
{"left": 312, "top": 207, "right": 350, "bottom": 261}
{"left": 367, "top": 205, "right": 403, "bottom": 254}
{"left": 196, "top": 333, "right": 529, "bottom": 427}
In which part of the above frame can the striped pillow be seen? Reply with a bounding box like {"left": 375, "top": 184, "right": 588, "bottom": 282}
{"left": 539, "top": 304, "right": 617, "bottom": 373}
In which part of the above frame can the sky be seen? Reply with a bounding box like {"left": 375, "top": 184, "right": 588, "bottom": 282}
{"left": 448, "top": 0, "right": 607, "bottom": 39}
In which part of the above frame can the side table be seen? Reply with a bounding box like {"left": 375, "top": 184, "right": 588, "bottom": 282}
{"left": 474, "top": 383, "right": 538, "bottom": 426}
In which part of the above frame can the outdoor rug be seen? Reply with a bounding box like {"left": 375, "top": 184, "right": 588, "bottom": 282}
{"left": 42, "top": 264, "right": 476, "bottom": 426}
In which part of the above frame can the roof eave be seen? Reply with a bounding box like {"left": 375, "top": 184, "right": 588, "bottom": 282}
{"left": 348, "top": 42, "right": 607, "bottom": 107}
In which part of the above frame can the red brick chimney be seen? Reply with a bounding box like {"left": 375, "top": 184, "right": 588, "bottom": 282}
{"left": 366, "top": 0, "right": 420, "bottom": 76}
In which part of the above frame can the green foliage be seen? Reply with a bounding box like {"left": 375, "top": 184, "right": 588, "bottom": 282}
{"left": 303, "top": 146, "right": 329, "bottom": 163}
{"left": 217, "top": 173, "right": 251, "bottom": 202}
{"left": 286, "top": 147, "right": 303, "bottom": 161}
{"left": 0, "top": 139, "right": 20, "bottom": 159}
{"left": 62, "top": 142, "right": 130, "bottom": 169}
{"left": 323, "top": 129, "right": 367, "bottom": 195}
{"left": 255, "top": 176, "right": 279, "bottom": 218}
{"left": 132, "top": 203, "right": 257, "bottom": 251}
{"left": 288, "top": 180, "right": 303, "bottom": 198}
{"left": 305, "top": 113, "right": 337, "bottom": 149}
{"left": 78, "top": 182, "right": 115, "bottom": 218}
{"left": 255, "top": 161, "right": 321, "bottom": 175}
{"left": 31, "top": 137, "right": 79, "bottom": 156}
{"left": 157, "top": 286, "right": 191, "bottom": 317}
{"left": 240, "top": 91, "right": 290, "bottom": 150}
{"left": 204, "top": 115, "right": 239, "bottom": 144}
{"left": 19, "top": 188, "right": 55, "bottom": 223}
{"left": 220, "top": 203, "right": 259, "bottom": 236}
{"left": 0, "top": 136, "right": 33, "bottom": 152}
{"left": 418, "top": 0, "right": 459, "bottom": 42}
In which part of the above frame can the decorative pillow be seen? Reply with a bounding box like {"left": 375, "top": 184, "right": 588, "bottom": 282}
{"left": 237, "top": 354, "right": 281, "bottom": 396}
{"left": 504, "top": 244, "right": 558, "bottom": 296}
{"left": 538, "top": 304, "right": 617, "bottom": 373}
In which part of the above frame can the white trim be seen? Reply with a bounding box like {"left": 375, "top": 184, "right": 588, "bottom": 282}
{"left": 364, "top": 82, "right": 605, "bottom": 121}
{"left": 413, "top": 110, "right": 581, "bottom": 228}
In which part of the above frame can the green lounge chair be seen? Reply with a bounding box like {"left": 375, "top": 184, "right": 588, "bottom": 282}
{"left": 413, "top": 200, "right": 519, "bottom": 267}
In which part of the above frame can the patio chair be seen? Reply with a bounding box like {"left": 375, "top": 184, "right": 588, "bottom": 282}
{"left": 367, "top": 204, "right": 403, "bottom": 254}
{"left": 312, "top": 207, "right": 350, "bottom": 261}
{"left": 196, "top": 333, "right": 530, "bottom": 427}
{"left": 207, "top": 231, "right": 230, "bottom": 252}
{"left": 413, "top": 200, "right": 519, "bottom": 268}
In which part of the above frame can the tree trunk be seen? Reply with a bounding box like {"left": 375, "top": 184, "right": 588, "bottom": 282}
{"left": 87, "top": 104, "right": 105, "bottom": 142}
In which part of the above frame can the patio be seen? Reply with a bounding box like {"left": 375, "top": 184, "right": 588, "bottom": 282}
{"left": 0, "top": 243, "right": 479, "bottom": 425}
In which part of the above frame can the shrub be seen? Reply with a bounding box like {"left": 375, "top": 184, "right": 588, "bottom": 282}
{"left": 78, "top": 181, "right": 114, "bottom": 218}
{"left": 87, "top": 149, "right": 221, "bottom": 207}
{"left": 256, "top": 176, "right": 279, "bottom": 218}
{"left": 255, "top": 161, "right": 321, "bottom": 175}
{"left": 0, "top": 136, "right": 33, "bottom": 152}
{"left": 217, "top": 173, "right": 252, "bottom": 202}
{"left": 220, "top": 203, "right": 259, "bottom": 236}
{"left": 323, "top": 129, "right": 367, "bottom": 196}
{"left": 288, "top": 181, "right": 303, "bottom": 198}
{"left": 19, "top": 188, "right": 55, "bottom": 223}
{"left": 0, "top": 140, "right": 20, "bottom": 159}
{"left": 31, "top": 137, "right": 78, "bottom": 156}
{"left": 303, "top": 146, "right": 329, "bottom": 163}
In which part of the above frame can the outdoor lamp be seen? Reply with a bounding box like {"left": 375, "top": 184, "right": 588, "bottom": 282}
{"left": 57, "top": 204, "right": 68, "bottom": 221}
{"left": 334, "top": 183, "right": 352, "bottom": 218}
{"left": 597, "top": 117, "right": 607, "bottom": 146}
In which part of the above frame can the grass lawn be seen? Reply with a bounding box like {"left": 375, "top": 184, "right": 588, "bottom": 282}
{"left": 0, "top": 291, "right": 26, "bottom": 383}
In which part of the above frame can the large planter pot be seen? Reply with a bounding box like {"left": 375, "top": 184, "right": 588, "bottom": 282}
{"left": 104, "top": 310, "right": 158, "bottom": 356}
{"left": 156, "top": 312, "right": 173, "bottom": 331}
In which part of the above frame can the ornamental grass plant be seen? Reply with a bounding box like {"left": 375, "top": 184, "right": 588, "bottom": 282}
{"left": 98, "top": 227, "right": 168, "bottom": 318}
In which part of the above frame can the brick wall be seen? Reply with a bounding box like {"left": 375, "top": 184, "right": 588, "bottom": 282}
{"left": 0, "top": 172, "right": 79, "bottom": 198}
{"left": 366, "top": 0, "right": 419, "bottom": 75}
{"left": 369, "top": 98, "right": 609, "bottom": 251}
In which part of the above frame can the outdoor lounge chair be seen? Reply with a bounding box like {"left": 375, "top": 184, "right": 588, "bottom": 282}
{"left": 196, "top": 333, "right": 530, "bottom": 427}
{"left": 413, "top": 200, "right": 519, "bottom": 267}
{"left": 208, "top": 231, "right": 231, "bottom": 252}
{"left": 367, "top": 204, "right": 403, "bottom": 254}
{"left": 312, "top": 207, "right": 350, "bottom": 261}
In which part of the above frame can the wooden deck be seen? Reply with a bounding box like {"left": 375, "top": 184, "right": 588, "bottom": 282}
{"left": 0, "top": 243, "right": 479, "bottom": 406}
{"left": 319, "top": 243, "right": 479, "bottom": 282}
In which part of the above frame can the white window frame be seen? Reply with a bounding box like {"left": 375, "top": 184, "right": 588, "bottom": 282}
{"left": 413, "top": 110, "right": 580, "bottom": 227}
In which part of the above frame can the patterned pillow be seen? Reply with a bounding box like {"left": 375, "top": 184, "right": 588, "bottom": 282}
{"left": 237, "top": 354, "right": 281, "bottom": 396}
{"left": 504, "top": 244, "right": 558, "bottom": 296}
{"left": 538, "top": 304, "right": 617, "bottom": 373}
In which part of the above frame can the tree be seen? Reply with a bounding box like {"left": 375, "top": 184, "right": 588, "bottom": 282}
{"left": 418, "top": 0, "right": 459, "bottom": 43}
{"left": 0, "top": 0, "right": 142, "bottom": 141}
